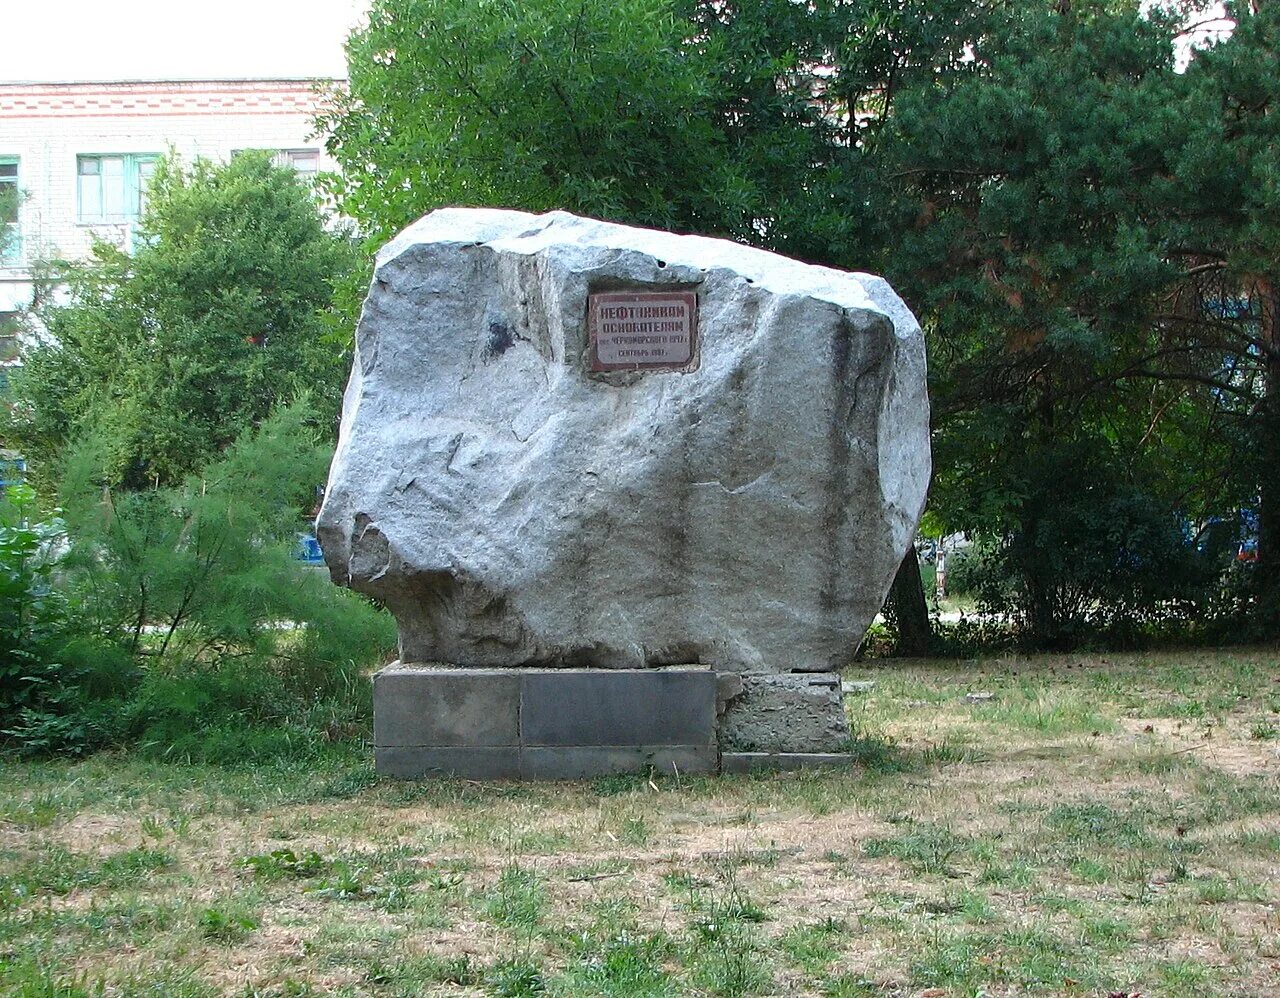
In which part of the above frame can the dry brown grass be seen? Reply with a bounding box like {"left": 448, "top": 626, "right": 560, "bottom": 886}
{"left": 1, "top": 649, "right": 1277, "bottom": 996}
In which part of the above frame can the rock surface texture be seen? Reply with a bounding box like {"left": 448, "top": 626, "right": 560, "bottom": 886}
{"left": 718, "top": 674, "right": 851, "bottom": 753}
{"left": 318, "top": 208, "right": 930, "bottom": 674}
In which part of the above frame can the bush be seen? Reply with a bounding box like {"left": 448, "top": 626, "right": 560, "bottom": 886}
{"left": 928, "top": 613, "right": 1017, "bottom": 658}
{"left": 1, "top": 486, "right": 66, "bottom": 710}
{"left": 4, "top": 637, "right": 140, "bottom": 755}
{"left": 959, "top": 449, "right": 1218, "bottom": 650}
{"left": 125, "top": 660, "right": 318, "bottom": 764}
{"left": 0, "top": 486, "right": 125, "bottom": 754}
{"left": 120, "top": 583, "right": 393, "bottom": 765}
{"left": 1, "top": 406, "right": 397, "bottom": 761}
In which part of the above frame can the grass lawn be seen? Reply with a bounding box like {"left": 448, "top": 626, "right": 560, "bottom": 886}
{"left": 2, "top": 650, "right": 1278, "bottom": 997}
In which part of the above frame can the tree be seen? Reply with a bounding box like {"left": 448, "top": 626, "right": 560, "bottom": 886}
{"left": 324, "top": 0, "right": 1274, "bottom": 648}
{"left": 56, "top": 403, "right": 338, "bottom": 663}
{"left": 320, "top": 0, "right": 848, "bottom": 248}
{"left": 1, "top": 402, "right": 398, "bottom": 758}
{"left": 853, "top": 4, "right": 1206, "bottom": 643}
{"left": 1162, "top": 1, "right": 1280, "bottom": 618}
{"left": 11, "top": 152, "right": 357, "bottom": 489}
{"left": 865, "top": 2, "right": 1280, "bottom": 642}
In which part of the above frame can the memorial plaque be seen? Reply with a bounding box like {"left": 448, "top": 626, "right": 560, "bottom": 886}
{"left": 589, "top": 291, "right": 697, "bottom": 372}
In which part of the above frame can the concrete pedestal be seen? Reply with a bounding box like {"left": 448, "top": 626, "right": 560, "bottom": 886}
{"left": 373, "top": 663, "right": 857, "bottom": 779}
{"left": 374, "top": 664, "right": 719, "bottom": 779}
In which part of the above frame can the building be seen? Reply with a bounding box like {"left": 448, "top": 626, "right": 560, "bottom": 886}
{"left": 0, "top": 77, "right": 340, "bottom": 334}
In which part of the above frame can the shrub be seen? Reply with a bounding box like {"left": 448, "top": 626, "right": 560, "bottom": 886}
{"left": 959, "top": 449, "right": 1218, "bottom": 650}
{"left": 0, "top": 487, "right": 130, "bottom": 754}
{"left": 1, "top": 486, "right": 67, "bottom": 718}
{"left": 2, "top": 405, "right": 396, "bottom": 761}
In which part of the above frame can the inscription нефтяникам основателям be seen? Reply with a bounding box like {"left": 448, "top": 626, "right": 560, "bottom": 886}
{"left": 589, "top": 291, "right": 696, "bottom": 371}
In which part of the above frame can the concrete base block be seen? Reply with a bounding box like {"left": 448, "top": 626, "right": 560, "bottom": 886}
{"left": 720, "top": 752, "right": 855, "bottom": 774}
{"left": 374, "top": 666, "right": 519, "bottom": 747}
{"left": 376, "top": 746, "right": 522, "bottom": 780}
{"left": 718, "top": 673, "right": 851, "bottom": 753}
{"left": 374, "top": 664, "right": 717, "bottom": 779}
{"left": 522, "top": 745, "right": 717, "bottom": 780}
{"left": 522, "top": 670, "right": 716, "bottom": 746}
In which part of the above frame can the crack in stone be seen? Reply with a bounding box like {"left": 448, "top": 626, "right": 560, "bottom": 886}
{"left": 690, "top": 469, "right": 773, "bottom": 495}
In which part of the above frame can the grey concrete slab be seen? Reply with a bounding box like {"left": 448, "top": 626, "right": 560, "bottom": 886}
{"left": 373, "top": 666, "right": 519, "bottom": 747}
{"left": 521, "top": 745, "right": 718, "bottom": 780}
{"left": 720, "top": 752, "right": 854, "bottom": 774}
{"left": 376, "top": 746, "right": 522, "bottom": 779}
{"left": 520, "top": 669, "right": 715, "bottom": 747}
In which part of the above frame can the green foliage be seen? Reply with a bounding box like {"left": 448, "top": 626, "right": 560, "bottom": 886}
{"left": 864, "top": 823, "right": 971, "bottom": 876}
{"left": 0, "top": 486, "right": 70, "bottom": 733}
{"left": 306, "top": 860, "right": 370, "bottom": 900}
{"left": 486, "top": 958, "right": 548, "bottom": 998}
{"left": 0, "top": 154, "right": 396, "bottom": 759}
{"left": 0, "top": 958, "right": 93, "bottom": 998}
{"left": 198, "top": 905, "right": 259, "bottom": 944}
{"left": 0, "top": 487, "right": 133, "bottom": 754}
{"left": 242, "top": 848, "right": 327, "bottom": 880}
{"left": 560, "top": 930, "right": 677, "bottom": 996}
{"left": 1045, "top": 803, "right": 1151, "bottom": 849}
{"left": 325, "top": 0, "right": 1280, "bottom": 650}
{"left": 870, "top": 3, "right": 1280, "bottom": 644}
{"left": 57, "top": 403, "right": 324, "bottom": 656}
{"left": 0, "top": 845, "right": 174, "bottom": 902}
{"left": 1, "top": 407, "right": 395, "bottom": 761}
{"left": 367, "top": 953, "right": 483, "bottom": 990}
{"left": 484, "top": 862, "right": 546, "bottom": 930}
{"left": 319, "top": 0, "right": 842, "bottom": 270}
{"left": 124, "top": 662, "right": 306, "bottom": 764}
{"left": 13, "top": 152, "right": 357, "bottom": 489}
{"left": 957, "top": 442, "right": 1214, "bottom": 649}
{"left": 840, "top": 733, "right": 907, "bottom": 773}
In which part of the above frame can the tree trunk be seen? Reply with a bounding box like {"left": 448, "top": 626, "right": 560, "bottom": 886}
{"left": 889, "top": 545, "right": 932, "bottom": 657}
{"left": 1255, "top": 277, "right": 1280, "bottom": 624}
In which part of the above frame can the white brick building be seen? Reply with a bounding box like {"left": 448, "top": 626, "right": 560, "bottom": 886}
{"left": 0, "top": 78, "right": 340, "bottom": 327}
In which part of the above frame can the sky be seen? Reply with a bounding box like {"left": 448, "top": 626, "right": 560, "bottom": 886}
{"left": 1, "top": 1, "right": 1236, "bottom": 85}
{"left": 2, "top": 0, "right": 369, "bottom": 83}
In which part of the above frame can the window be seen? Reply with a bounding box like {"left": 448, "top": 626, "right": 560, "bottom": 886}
{"left": 0, "top": 311, "right": 17, "bottom": 405}
{"left": 279, "top": 149, "right": 320, "bottom": 178}
{"left": 77, "top": 154, "right": 158, "bottom": 224}
{"left": 0, "top": 452, "right": 25, "bottom": 496}
{"left": 233, "top": 148, "right": 321, "bottom": 180}
{"left": 0, "top": 157, "right": 18, "bottom": 265}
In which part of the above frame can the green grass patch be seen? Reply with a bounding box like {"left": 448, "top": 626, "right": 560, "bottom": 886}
{"left": 484, "top": 862, "right": 546, "bottom": 931}
{"left": 864, "top": 823, "right": 973, "bottom": 876}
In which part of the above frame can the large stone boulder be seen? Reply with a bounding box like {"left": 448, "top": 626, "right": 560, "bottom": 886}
{"left": 318, "top": 208, "right": 929, "bottom": 674}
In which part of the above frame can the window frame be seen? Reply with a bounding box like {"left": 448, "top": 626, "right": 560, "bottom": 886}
{"left": 231, "top": 147, "right": 321, "bottom": 179}
{"left": 0, "top": 156, "right": 20, "bottom": 266}
{"left": 0, "top": 310, "right": 18, "bottom": 363}
{"left": 76, "top": 152, "right": 160, "bottom": 225}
